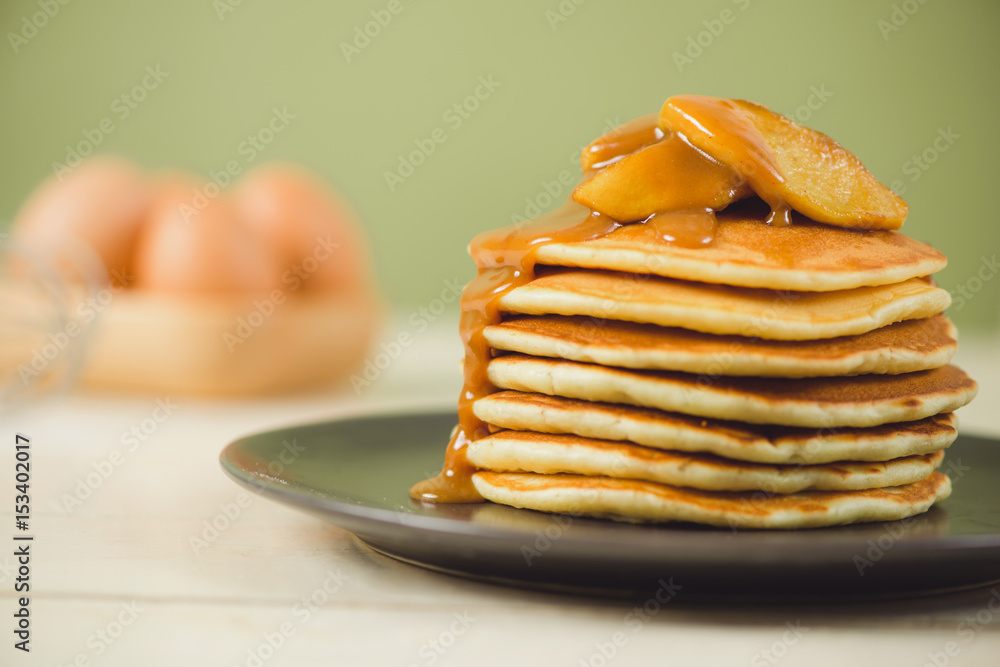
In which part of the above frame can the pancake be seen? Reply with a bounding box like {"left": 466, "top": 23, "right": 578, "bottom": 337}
{"left": 486, "top": 355, "right": 977, "bottom": 428}
{"left": 534, "top": 203, "right": 947, "bottom": 292}
{"left": 484, "top": 314, "right": 957, "bottom": 377}
{"left": 498, "top": 269, "right": 950, "bottom": 341}
{"left": 467, "top": 430, "right": 945, "bottom": 493}
{"left": 473, "top": 391, "right": 959, "bottom": 464}
{"left": 472, "top": 470, "right": 952, "bottom": 529}
{"left": 416, "top": 100, "right": 975, "bottom": 531}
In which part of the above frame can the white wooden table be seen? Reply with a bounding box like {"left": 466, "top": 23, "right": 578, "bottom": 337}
{"left": 2, "top": 319, "right": 999, "bottom": 666}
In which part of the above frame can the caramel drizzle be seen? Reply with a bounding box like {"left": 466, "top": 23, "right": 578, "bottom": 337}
{"left": 411, "top": 100, "right": 798, "bottom": 503}
{"left": 662, "top": 96, "right": 793, "bottom": 226}
{"left": 583, "top": 113, "right": 664, "bottom": 174}
{"left": 409, "top": 201, "right": 619, "bottom": 502}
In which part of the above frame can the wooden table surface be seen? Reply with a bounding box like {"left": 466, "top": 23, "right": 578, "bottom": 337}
{"left": 2, "top": 319, "right": 999, "bottom": 666}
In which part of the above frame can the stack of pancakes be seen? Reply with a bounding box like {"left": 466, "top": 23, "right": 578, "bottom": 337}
{"left": 468, "top": 204, "right": 977, "bottom": 529}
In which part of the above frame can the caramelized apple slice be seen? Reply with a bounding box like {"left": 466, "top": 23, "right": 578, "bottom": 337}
{"left": 580, "top": 114, "right": 664, "bottom": 172}
{"left": 573, "top": 134, "right": 751, "bottom": 222}
{"left": 660, "top": 95, "right": 908, "bottom": 230}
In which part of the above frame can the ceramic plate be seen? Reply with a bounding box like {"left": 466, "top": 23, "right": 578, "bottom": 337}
{"left": 220, "top": 410, "right": 1000, "bottom": 596}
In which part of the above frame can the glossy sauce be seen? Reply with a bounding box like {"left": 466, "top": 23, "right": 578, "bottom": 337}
{"left": 409, "top": 201, "right": 619, "bottom": 502}
{"left": 575, "top": 133, "right": 753, "bottom": 229}
{"left": 661, "top": 95, "right": 794, "bottom": 226}
{"left": 644, "top": 208, "right": 717, "bottom": 246}
{"left": 582, "top": 113, "right": 665, "bottom": 173}
{"left": 411, "top": 96, "right": 814, "bottom": 503}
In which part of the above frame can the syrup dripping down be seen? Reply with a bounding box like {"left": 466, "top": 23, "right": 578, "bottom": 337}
{"left": 411, "top": 98, "right": 807, "bottom": 502}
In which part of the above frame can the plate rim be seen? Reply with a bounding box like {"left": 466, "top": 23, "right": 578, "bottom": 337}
{"left": 219, "top": 409, "right": 1000, "bottom": 565}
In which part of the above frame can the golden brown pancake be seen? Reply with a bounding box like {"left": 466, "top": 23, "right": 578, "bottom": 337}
{"left": 534, "top": 202, "right": 947, "bottom": 292}
{"left": 474, "top": 391, "right": 959, "bottom": 464}
{"left": 498, "top": 268, "right": 950, "bottom": 340}
{"left": 486, "top": 355, "right": 977, "bottom": 428}
{"left": 484, "top": 314, "right": 957, "bottom": 377}
{"left": 467, "top": 430, "right": 945, "bottom": 493}
{"left": 422, "top": 101, "right": 972, "bottom": 530}
{"left": 471, "top": 470, "right": 952, "bottom": 529}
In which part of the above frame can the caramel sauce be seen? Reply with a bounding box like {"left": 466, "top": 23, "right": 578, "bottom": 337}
{"left": 643, "top": 208, "right": 717, "bottom": 247}
{"left": 574, "top": 131, "right": 754, "bottom": 227}
{"left": 661, "top": 95, "right": 794, "bottom": 226}
{"left": 411, "top": 96, "right": 853, "bottom": 503}
{"left": 581, "top": 113, "right": 664, "bottom": 173}
{"left": 637, "top": 136, "right": 751, "bottom": 212}
{"left": 409, "top": 201, "right": 620, "bottom": 502}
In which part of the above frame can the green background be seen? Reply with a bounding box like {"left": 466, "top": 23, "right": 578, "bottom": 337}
{"left": 2, "top": 0, "right": 998, "bottom": 332}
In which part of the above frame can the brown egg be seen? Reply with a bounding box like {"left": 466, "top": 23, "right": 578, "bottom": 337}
{"left": 233, "top": 162, "right": 377, "bottom": 294}
{"left": 13, "top": 156, "right": 151, "bottom": 284}
{"left": 132, "top": 174, "right": 282, "bottom": 293}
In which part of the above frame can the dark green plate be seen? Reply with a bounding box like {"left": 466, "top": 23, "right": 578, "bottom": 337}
{"left": 220, "top": 410, "right": 1000, "bottom": 596}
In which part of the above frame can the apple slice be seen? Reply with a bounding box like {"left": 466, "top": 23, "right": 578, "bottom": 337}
{"left": 580, "top": 113, "right": 664, "bottom": 172}
{"left": 573, "top": 134, "right": 750, "bottom": 222}
{"left": 660, "top": 95, "right": 908, "bottom": 230}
